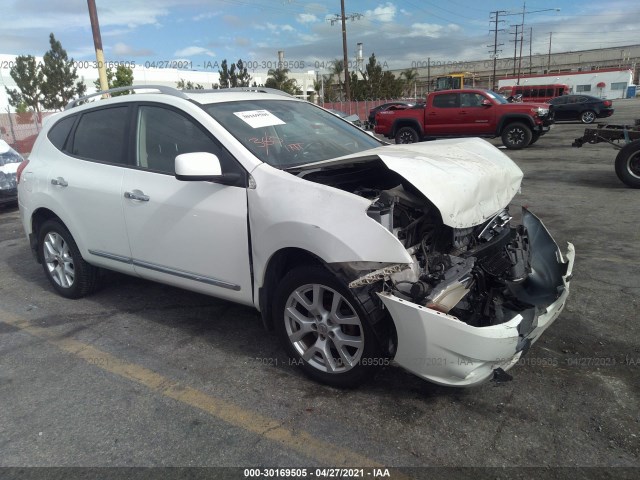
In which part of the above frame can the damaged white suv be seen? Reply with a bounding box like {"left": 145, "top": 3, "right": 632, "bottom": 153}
{"left": 18, "top": 86, "right": 574, "bottom": 387}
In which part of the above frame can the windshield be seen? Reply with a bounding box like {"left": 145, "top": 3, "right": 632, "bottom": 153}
{"left": 205, "top": 100, "right": 382, "bottom": 168}
{"left": 484, "top": 90, "right": 509, "bottom": 104}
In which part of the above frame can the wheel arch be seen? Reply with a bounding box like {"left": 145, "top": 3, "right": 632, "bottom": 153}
{"left": 497, "top": 114, "right": 535, "bottom": 133}
{"left": 391, "top": 118, "right": 423, "bottom": 138}
{"left": 30, "top": 208, "right": 68, "bottom": 262}
{"left": 258, "top": 247, "right": 325, "bottom": 331}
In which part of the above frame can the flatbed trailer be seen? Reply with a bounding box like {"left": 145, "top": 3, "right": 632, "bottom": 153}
{"left": 572, "top": 120, "right": 640, "bottom": 188}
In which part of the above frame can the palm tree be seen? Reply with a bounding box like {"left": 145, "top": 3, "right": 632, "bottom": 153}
{"left": 401, "top": 68, "right": 419, "bottom": 99}
{"left": 265, "top": 67, "right": 298, "bottom": 95}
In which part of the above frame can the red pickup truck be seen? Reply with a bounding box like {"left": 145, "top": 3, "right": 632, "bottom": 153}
{"left": 374, "top": 89, "right": 554, "bottom": 149}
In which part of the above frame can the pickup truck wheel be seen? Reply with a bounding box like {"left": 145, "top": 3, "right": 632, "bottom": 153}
{"left": 580, "top": 110, "right": 596, "bottom": 124}
{"left": 38, "top": 219, "right": 99, "bottom": 299}
{"left": 395, "top": 126, "right": 419, "bottom": 144}
{"left": 614, "top": 140, "right": 640, "bottom": 188}
{"left": 502, "top": 122, "right": 532, "bottom": 150}
{"left": 273, "top": 266, "right": 382, "bottom": 387}
{"left": 529, "top": 131, "right": 541, "bottom": 145}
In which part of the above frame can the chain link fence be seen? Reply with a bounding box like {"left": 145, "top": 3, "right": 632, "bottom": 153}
{"left": 0, "top": 111, "right": 55, "bottom": 156}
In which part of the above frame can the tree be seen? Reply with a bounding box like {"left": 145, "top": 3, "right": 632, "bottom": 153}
{"left": 232, "top": 59, "right": 252, "bottom": 87}
{"left": 176, "top": 79, "right": 204, "bottom": 90}
{"left": 5, "top": 55, "right": 44, "bottom": 117}
{"left": 401, "top": 68, "right": 418, "bottom": 98}
{"left": 40, "top": 33, "right": 86, "bottom": 110}
{"left": 93, "top": 65, "right": 134, "bottom": 95}
{"left": 265, "top": 67, "right": 299, "bottom": 95}
{"left": 218, "top": 60, "right": 231, "bottom": 88}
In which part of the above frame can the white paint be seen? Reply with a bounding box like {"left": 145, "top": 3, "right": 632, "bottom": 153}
{"left": 233, "top": 110, "right": 285, "bottom": 129}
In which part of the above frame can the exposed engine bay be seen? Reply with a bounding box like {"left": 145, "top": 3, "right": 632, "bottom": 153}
{"left": 298, "top": 160, "right": 551, "bottom": 328}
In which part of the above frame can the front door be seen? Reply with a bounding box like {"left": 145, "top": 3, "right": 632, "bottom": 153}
{"left": 122, "top": 104, "right": 253, "bottom": 304}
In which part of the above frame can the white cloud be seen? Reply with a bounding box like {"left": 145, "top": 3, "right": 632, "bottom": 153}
{"left": 112, "top": 42, "right": 153, "bottom": 56}
{"left": 365, "top": 2, "right": 396, "bottom": 22}
{"left": 192, "top": 12, "right": 220, "bottom": 21}
{"left": 296, "top": 13, "right": 318, "bottom": 24}
{"left": 173, "top": 46, "right": 215, "bottom": 57}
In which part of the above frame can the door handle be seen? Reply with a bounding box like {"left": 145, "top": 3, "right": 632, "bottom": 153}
{"left": 50, "top": 177, "right": 68, "bottom": 187}
{"left": 124, "top": 190, "right": 150, "bottom": 202}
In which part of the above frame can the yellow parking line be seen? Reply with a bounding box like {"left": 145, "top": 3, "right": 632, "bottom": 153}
{"left": 2, "top": 310, "right": 383, "bottom": 468}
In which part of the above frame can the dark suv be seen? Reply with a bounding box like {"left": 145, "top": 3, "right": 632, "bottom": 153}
{"left": 548, "top": 94, "right": 614, "bottom": 124}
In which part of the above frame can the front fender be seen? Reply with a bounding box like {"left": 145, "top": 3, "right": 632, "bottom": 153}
{"left": 248, "top": 164, "right": 412, "bottom": 291}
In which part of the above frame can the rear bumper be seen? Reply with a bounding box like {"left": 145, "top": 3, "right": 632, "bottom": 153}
{"left": 379, "top": 209, "right": 575, "bottom": 387}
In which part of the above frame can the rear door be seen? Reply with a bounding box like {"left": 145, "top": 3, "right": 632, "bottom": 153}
{"left": 45, "top": 106, "right": 134, "bottom": 273}
{"left": 549, "top": 96, "right": 569, "bottom": 120}
{"left": 426, "top": 93, "right": 460, "bottom": 135}
{"left": 121, "top": 103, "right": 253, "bottom": 304}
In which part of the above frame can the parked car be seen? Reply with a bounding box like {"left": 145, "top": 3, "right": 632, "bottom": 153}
{"left": 17, "top": 85, "right": 574, "bottom": 388}
{"left": 367, "top": 102, "right": 414, "bottom": 128}
{"left": 548, "top": 94, "right": 614, "bottom": 124}
{"left": 0, "top": 140, "right": 24, "bottom": 205}
{"left": 326, "top": 109, "right": 364, "bottom": 128}
{"left": 375, "top": 89, "right": 553, "bottom": 149}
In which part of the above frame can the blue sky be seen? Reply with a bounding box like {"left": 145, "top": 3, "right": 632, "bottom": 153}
{"left": 1, "top": 0, "right": 638, "bottom": 72}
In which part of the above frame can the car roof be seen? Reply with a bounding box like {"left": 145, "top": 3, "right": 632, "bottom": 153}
{"left": 65, "top": 85, "right": 301, "bottom": 110}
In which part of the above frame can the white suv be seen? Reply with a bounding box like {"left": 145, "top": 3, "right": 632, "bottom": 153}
{"left": 17, "top": 85, "right": 574, "bottom": 388}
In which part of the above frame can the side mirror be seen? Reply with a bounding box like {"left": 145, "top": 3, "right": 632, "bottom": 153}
{"left": 481, "top": 99, "right": 492, "bottom": 107}
{"left": 175, "top": 152, "right": 241, "bottom": 186}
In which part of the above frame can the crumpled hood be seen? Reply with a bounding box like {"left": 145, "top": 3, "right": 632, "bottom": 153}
{"left": 375, "top": 138, "right": 523, "bottom": 227}
{"left": 302, "top": 137, "right": 523, "bottom": 228}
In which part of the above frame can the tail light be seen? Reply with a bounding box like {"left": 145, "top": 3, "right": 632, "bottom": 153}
{"left": 16, "top": 159, "right": 29, "bottom": 184}
{"left": 603, "top": 100, "right": 612, "bottom": 107}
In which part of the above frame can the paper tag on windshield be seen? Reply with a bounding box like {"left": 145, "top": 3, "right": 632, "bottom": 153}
{"left": 234, "top": 110, "right": 285, "bottom": 128}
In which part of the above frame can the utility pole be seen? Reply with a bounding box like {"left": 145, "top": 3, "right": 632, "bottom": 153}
{"left": 87, "top": 0, "right": 109, "bottom": 93}
{"left": 328, "top": 2, "right": 362, "bottom": 102}
{"left": 516, "top": 2, "right": 525, "bottom": 84}
{"left": 547, "top": 32, "right": 553, "bottom": 71}
{"left": 488, "top": 10, "right": 506, "bottom": 90}
{"left": 510, "top": 24, "right": 520, "bottom": 76}
{"left": 529, "top": 27, "right": 533, "bottom": 75}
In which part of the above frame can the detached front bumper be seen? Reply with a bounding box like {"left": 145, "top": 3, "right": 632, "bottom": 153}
{"left": 378, "top": 210, "right": 575, "bottom": 387}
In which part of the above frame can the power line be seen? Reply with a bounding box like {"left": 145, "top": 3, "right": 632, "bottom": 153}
{"left": 327, "top": 2, "right": 363, "bottom": 102}
{"left": 487, "top": 10, "right": 506, "bottom": 89}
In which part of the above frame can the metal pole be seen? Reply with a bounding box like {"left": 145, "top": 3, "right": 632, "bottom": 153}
{"left": 512, "top": 24, "right": 519, "bottom": 76}
{"left": 87, "top": 0, "right": 109, "bottom": 94}
{"left": 492, "top": 11, "right": 500, "bottom": 89}
{"left": 340, "top": 0, "right": 351, "bottom": 101}
{"left": 547, "top": 32, "right": 552, "bottom": 71}
{"left": 427, "top": 57, "right": 431, "bottom": 93}
{"left": 529, "top": 27, "right": 533, "bottom": 75}
{"left": 516, "top": 2, "right": 525, "bottom": 85}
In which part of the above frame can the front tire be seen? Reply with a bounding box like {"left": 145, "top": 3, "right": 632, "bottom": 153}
{"left": 273, "top": 266, "right": 383, "bottom": 387}
{"left": 615, "top": 140, "right": 640, "bottom": 188}
{"left": 38, "top": 219, "right": 99, "bottom": 298}
{"left": 529, "top": 131, "right": 541, "bottom": 145}
{"left": 580, "top": 110, "right": 596, "bottom": 124}
{"left": 501, "top": 122, "right": 532, "bottom": 150}
{"left": 395, "top": 126, "right": 419, "bottom": 144}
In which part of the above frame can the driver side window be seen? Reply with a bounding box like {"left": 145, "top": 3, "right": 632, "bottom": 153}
{"left": 136, "top": 105, "right": 243, "bottom": 176}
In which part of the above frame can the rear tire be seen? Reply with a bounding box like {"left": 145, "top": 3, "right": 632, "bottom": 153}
{"left": 614, "top": 140, "right": 640, "bottom": 188}
{"left": 501, "top": 122, "right": 532, "bottom": 150}
{"left": 580, "top": 110, "right": 596, "bottom": 124}
{"left": 38, "top": 219, "right": 99, "bottom": 298}
{"left": 395, "top": 126, "right": 419, "bottom": 144}
{"left": 273, "top": 266, "right": 383, "bottom": 387}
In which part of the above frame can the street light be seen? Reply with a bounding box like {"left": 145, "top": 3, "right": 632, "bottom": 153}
{"left": 505, "top": 3, "right": 560, "bottom": 84}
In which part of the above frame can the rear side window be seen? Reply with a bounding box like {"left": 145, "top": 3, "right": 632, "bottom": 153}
{"left": 432, "top": 93, "right": 459, "bottom": 108}
{"left": 71, "top": 107, "right": 129, "bottom": 164}
{"left": 47, "top": 116, "right": 76, "bottom": 151}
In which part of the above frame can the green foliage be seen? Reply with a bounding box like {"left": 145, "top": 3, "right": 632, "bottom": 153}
{"left": 345, "top": 53, "right": 404, "bottom": 100}
{"left": 265, "top": 68, "right": 299, "bottom": 95}
{"left": 5, "top": 55, "right": 44, "bottom": 114}
{"left": 41, "top": 33, "right": 86, "bottom": 110}
{"left": 218, "top": 59, "right": 252, "bottom": 88}
{"left": 176, "top": 79, "right": 204, "bottom": 90}
{"left": 94, "top": 65, "right": 135, "bottom": 95}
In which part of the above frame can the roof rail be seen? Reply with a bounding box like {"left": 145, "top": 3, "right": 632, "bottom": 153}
{"left": 185, "top": 87, "right": 294, "bottom": 97}
{"left": 65, "top": 85, "right": 189, "bottom": 110}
